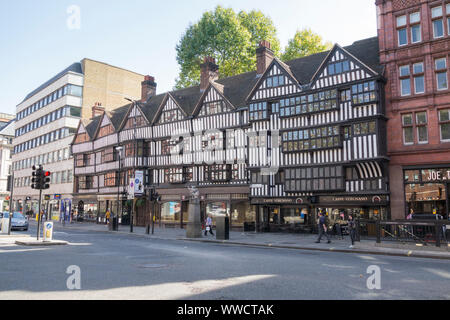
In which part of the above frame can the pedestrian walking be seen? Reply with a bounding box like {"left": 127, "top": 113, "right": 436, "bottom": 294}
{"left": 105, "top": 210, "right": 111, "bottom": 225}
{"left": 204, "top": 215, "right": 214, "bottom": 236}
{"left": 315, "top": 211, "right": 331, "bottom": 244}
{"left": 348, "top": 214, "right": 356, "bottom": 248}
{"left": 334, "top": 222, "right": 343, "bottom": 240}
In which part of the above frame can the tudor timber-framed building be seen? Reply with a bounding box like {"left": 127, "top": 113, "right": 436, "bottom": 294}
{"left": 71, "top": 37, "right": 390, "bottom": 232}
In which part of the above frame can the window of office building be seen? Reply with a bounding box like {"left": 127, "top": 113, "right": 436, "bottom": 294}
{"left": 435, "top": 58, "right": 448, "bottom": 90}
{"left": 439, "top": 109, "right": 450, "bottom": 141}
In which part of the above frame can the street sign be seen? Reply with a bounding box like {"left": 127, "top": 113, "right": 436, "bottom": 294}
{"left": 128, "top": 180, "right": 135, "bottom": 200}
{"left": 134, "top": 171, "right": 144, "bottom": 195}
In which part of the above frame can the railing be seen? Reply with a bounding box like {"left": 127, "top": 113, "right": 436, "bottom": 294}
{"left": 373, "top": 220, "right": 449, "bottom": 247}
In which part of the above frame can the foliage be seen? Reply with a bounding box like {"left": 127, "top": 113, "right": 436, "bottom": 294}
{"left": 175, "top": 6, "right": 280, "bottom": 89}
{"left": 281, "top": 28, "right": 333, "bottom": 62}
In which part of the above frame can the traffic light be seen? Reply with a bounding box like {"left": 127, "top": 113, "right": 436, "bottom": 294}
{"left": 31, "top": 165, "right": 51, "bottom": 190}
{"left": 43, "top": 171, "right": 51, "bottom": 190}
{"left": 31, "top": 165, "right": 42, "bottom": 189}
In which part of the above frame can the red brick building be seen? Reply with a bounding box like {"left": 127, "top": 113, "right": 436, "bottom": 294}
{"left": 377, "top": 0, "right": 450, "bottom": 219}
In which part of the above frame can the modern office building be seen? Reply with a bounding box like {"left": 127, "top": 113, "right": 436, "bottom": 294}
{"left": 0, "top": 119, "right": 15, "bottom": 211}
{"left": 377, "top": 0, "right": 450, "bottom": 219}
{"left": 12, "top": 59, "right": 145, "bottom": 220}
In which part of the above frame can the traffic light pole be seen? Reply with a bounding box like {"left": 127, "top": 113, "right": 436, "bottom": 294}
{"left": 36, "top": 189, "right": 42, "bottom": 241}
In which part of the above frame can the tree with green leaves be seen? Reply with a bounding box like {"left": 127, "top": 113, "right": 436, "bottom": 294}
{"left": 281, "top": 29, "right": 333, "bottom": 62}
{"left": 175, "top": 6, "right": 280, "bottom": 89}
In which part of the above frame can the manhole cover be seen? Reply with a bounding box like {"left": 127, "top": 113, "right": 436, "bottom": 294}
{"left": 137, "top": 264, "right": 169, "bottom": 269}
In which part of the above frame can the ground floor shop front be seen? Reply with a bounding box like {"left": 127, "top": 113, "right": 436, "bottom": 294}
{"left": 391, "top": 164, "right": 450, "bottom": 220}
{"left": 252, "top": 194, "right": 389, "bottom": 236}
{"left": 12, "top": 194, "right": 72, "bottom": 222}
{"left": 71, "top": 189, "right": 391, "bottom": 236}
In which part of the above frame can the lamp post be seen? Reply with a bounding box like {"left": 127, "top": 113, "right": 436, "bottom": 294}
{"left": 124, "top": 97, "right": 140, "bottom": 233}
{"left": 115, "top": 146, "right": 123, "bottom": 231}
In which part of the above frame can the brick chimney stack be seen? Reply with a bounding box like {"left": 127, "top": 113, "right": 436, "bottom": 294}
{"left": 200, "top": 57, "right": 219, "bottom": 92}
{"left": 256, "top": 40, "right": 274, "bottom": 76}
{"left": 141, "top": 75, "right": 157, "bottom": 102}
{"left": 91, "top": 102, "right": 105, "bottom": 119}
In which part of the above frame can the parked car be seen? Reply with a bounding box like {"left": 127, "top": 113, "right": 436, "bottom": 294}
{"left": 1, "top": 212, "right": 29, "bottom": 231}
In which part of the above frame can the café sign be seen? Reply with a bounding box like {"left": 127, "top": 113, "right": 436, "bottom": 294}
{"left": 424, "top": 169, "right": 450, "bottom": 182}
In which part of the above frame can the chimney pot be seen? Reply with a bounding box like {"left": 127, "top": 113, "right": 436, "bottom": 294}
{"left": 256, "top": 40, "right": 274, "bottom": 76}
{"left": 141, "top": 75, "right": 157, "bottom": 102}
{"left": 200, "top": 56, "right": 219, "bottom": 92}
{"left": 91, "top": 104, "right": 105, "bottom": 119}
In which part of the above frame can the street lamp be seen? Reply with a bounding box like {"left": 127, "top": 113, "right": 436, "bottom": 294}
{"left": 115, "top": 146, "right": 123, "bottom": 232}
{"left": 124, "top": 97, "right": 139, "bottom": 233}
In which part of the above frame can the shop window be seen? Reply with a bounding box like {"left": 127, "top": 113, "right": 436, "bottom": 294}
{"left": 161, "top": 202, "right": 181, "bottom": 223}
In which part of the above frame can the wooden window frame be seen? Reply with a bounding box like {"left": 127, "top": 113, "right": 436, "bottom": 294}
{"left": 402, "top": 113, "right": 414, "bottom": 145}
{"left": 435, "top": 57, "right": 449, "bottom": 91}
{"left": 438, "top": 108, "right": 450, "bottom": 142}
{"left": 104, "top": 172, "right": 118, "bottom": 187}
{"left": 205, "top": 164, "right": 232, "bottom": 182}
{"left": 431, "top": 5, "right": 445, "bottom": 38}
{"left": 399, "top": 65, "right": 412, "bottom": 96}
{"left": 282, "top": 125, "right": 342, "bottom": 153}
{"left": 416, "top": 111, "right": 428, "bottom": 144}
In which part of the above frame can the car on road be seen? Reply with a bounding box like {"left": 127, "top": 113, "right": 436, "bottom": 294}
{"left": 0, "top": 212, "right": 29, "bottom": 231}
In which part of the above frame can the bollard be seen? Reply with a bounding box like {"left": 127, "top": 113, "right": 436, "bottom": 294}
{"left": 435, "top": 222, "right": 441, "bottom": 247}
{"left": 376, "top": 220, "right": 381, "bottom": 244}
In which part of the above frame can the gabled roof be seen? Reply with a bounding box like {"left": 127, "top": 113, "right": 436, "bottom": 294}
{"left": 286, "top": 36, "right": 382, "bottom": 85}
{"left": 192, "top": 81, "right": 237, "bottom": 116}
{"left": 85, "top": 116, "right": 101, "bottom": 140}
{"left": 80, "top": 36, "right": 382, "bottom": 139}
{"left": 111, "top": 104, "right": 133, "bottom": 131}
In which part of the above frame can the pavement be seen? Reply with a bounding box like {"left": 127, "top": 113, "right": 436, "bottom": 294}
{"left": 18, "top": 220, "right": 450, "bottom": 260}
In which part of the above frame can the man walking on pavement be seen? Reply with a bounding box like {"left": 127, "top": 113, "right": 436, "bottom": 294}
{"left": 348, "top": 214, "right": 356, "bottom": 248}
{"left": 315, "top": 211, "right": 331, "bottom": 244}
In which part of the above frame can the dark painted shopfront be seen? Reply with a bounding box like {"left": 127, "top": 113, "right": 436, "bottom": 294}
{"left": 252, "top": 194, "right": 389, "bottom": 236}
{"left": 404, "top": 166, "right": 450, "bottom": 220}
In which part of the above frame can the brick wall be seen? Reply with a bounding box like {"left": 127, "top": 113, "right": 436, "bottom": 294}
{"left": 378, "top": 0, "right": 450, "bottom": 218}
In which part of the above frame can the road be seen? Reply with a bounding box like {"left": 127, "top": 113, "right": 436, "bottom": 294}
{"left": 0, "top": 223, "right": 449, "bottom": 300}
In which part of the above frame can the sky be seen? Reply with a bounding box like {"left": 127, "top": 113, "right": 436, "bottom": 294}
{"left": 0, "top": 0, "right": 378, "bottom": 115}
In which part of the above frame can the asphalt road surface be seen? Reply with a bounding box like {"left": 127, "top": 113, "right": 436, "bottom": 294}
{"left": 0, "top": 224, "right": 449, "bottom": 300}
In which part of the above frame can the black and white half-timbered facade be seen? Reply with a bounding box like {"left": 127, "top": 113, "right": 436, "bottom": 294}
{"left": 71, "top": 37, "right": 390, "bottom": 232}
